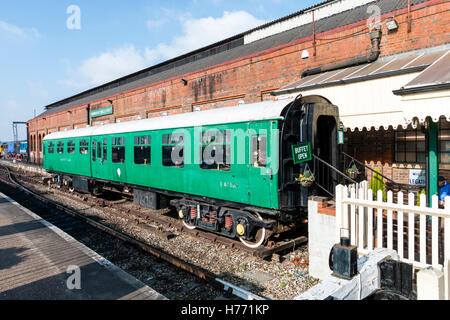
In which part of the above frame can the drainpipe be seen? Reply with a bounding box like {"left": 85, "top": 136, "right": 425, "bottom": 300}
{"left": 87, "top": 104, "right": 91, "bottom": 126}
{"left": 301, "top": 28, "right": 382, "bottom": 78}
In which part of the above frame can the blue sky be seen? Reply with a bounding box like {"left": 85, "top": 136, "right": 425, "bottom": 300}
{"left": 0, "top": 0, "right": 324, "bottom": 141}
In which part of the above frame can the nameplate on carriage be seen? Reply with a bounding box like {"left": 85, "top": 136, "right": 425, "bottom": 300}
{"left": 292, "top": 142, "right": 312, "bottom": 165}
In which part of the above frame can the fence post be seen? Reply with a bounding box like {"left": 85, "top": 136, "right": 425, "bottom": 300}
{"left": 408, "top": 193, "right": 415, "bottom": 262}
{"left": 432, "top": 195, "right": 439, "bottom": 267}
{"left": 377, "top": 190, "right": 383, "bottom": 249}
{"left": 368, "top": 189, "right": 374, "bottom": 251}
{"left": 335, "top": 185, "right": 343, "bottom": 243}
{"left": 387, "top": 191, "right": 393, "bottom": 250}
{"left": 398, "top": 191, "right": 404, "bottom": 260}
{"left": 445, "top": 197, "right": 450, "bottom": 262}
{"left": 420, "top": 193, "right": 427, "bottom": 265}
{"left": 351, "top": 187, "right": 356, "bottom": 246}
{"left": 358, "top": 188, "right": 365, "bottom": 251}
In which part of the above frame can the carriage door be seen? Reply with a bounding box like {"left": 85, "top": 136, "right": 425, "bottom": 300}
{"left": 111, "top": 136, "right": 127, "bottom": 183}
{"left": 248, "top": 123, "right": 273, "bottom": 209}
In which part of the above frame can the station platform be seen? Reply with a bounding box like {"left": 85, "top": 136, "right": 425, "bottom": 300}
{"left": 0, "top": 191, "right": 166, "bottom": 300}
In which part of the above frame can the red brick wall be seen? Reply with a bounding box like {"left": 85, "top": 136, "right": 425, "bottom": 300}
{"left": 28, "top": 0, "right": 450, "bottom": 163}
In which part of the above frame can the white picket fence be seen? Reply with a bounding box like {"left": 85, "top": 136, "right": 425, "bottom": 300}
{"left": 335, "top": 183, "right": 450, "bottom": 269}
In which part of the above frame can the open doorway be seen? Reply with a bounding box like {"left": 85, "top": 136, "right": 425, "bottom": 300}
{"left": 315, "top": 115, "right": 338, "bottom": 196}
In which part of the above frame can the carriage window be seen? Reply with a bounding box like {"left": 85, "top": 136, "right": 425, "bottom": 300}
{"left": 57, "top": 141, "right": 64, "bottom": 154}
{"left": 92, "top": 140, "right": 97, "bottom": 161}
{"left": 162, "top": 134, "right": 184, "bottom": 167}
{"left": 103, "top": 139, "right": 108, "bottom": 161}
{"left": 67, "top": 141, "right": 75, "bottom": 154}
{"left": 112, "top": 137, "right": 126, "bottom": 163}
{"left": 80, "top": 140, "right": 89, "bottom": 154}
{"left": 134, "top": 135, "right": 151, "bottom": 165}
{"left": 251, "top": 136, "right": 267, "bottom": 167}
{"left": 97, "top": 141, "right": 102, "bottom": 159}
{"left": 200, "top": 130, "right": 231, "bottom": 170}
{"left": 48, "top": 142, "right": 54, "bottom": 154}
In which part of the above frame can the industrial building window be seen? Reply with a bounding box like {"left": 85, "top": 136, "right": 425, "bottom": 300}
{"left": 57, "top": 141, "right": 64, "bottom": 154}
{"left": 251, "top": 135, "right": 268, "bottom": 167}
{"left": 162, "top": 133, "right": 184, "bottom": 167}
{"left": 395, "top": 128, "right": 426, "bottom": 164}
{"left": 134, "top": 135, "right": 151, "bottom": 165}
{"left": 67, "top": 141, "right": 75, "bottom": 154}
{"left": 48, "top": 142, "right": 54, "bottom": 154}
{"left": 112, "top": 137, "right": 126, "bottom": 163}
{"left": 439, "top": 119, "right": 450, "bottom": 164}
{"left": 80, "top": 140, "right": 89, "bottom": 155}
{"left": 200, "top": 130, "right": 231, "bottom": 170}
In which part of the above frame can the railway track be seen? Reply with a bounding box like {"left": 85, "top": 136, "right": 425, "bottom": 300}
{"left": 11, "top": 165, "right": 308, "bottom": 260}
{"left": 0, "top": 164, "right": 267, "bottom": 300}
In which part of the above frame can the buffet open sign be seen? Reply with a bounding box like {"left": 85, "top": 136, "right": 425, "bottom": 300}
{"left": 292, "top": 142, "right": 312, "bottom": 164}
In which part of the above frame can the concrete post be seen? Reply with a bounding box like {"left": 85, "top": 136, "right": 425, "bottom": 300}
{"left": 445, "top": 260, "right": 450, "bottom": 300}
{"left": 417, "top": 267, "right": 445, "bottom": 300}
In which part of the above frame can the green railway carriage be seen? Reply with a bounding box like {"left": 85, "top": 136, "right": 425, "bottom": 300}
{"left": 43, "top": 95, "right": 340, "bottom": 247}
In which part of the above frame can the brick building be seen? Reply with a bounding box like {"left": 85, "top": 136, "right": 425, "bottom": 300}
{"left": 27, "top": 0, "right": 450, "bottom": 194}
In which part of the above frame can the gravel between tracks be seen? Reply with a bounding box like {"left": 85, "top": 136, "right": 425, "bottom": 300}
{"left": 15, "top": 169, "right": 320, "bottom": 300}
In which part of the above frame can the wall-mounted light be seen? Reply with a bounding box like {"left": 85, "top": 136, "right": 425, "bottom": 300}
{"left": 180, "top": 79, "right": 188, "bottom": 86}
{"left": 238, "top": 100, "right": 245, "bottom": 106}
{"left": 386, "top": 18, "right": 399, "bottom": 32}
{"left": 162, "top": 112, "right": 168, "bottom": 117}
{"left": 194, "top": 107, "right": 201, "bottom": 112}
{"left": 301, "top": 50, "right": 310, "bottom": 59}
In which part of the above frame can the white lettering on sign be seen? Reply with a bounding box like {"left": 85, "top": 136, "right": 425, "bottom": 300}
{"left": 295, "top": 146, "right": 309, "bottom": 153}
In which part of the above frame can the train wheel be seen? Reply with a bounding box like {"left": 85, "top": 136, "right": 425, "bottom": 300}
{"left": 239, "top": 211, "right": 266, "bottom": 249}
{"left": 182, "top": 220, "right": 197, "bottom": 230}
{"left": 178, "top": 208, "right": 196, "bottom": 230}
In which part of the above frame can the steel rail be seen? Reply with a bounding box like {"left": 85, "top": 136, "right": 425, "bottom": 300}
{"left": 0, "top": 165, "right": 267, "bottom": 300}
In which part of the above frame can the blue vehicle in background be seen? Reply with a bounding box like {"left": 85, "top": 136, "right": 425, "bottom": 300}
{"left": 2, "top": 140, "right": 28, "bottom": 161}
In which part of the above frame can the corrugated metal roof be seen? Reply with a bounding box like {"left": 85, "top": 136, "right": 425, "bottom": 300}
{"left": 37, "top": 0, "right": 428, "bottom": 119}
{"left": 394, "top": 51, "right": 450, "bottom": 94}
{"left": 274, "top": 47, "right": 449, "bottom": 95}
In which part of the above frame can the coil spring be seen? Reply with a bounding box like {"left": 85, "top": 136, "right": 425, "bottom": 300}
{"left": 190, "top": 207, "right": 198, "bottom": 220}
{"left": 210, "top": 211, "right": 217, "bottom": 223}
{"left": 225, "top": 216, "right": 233, "bottom": 229}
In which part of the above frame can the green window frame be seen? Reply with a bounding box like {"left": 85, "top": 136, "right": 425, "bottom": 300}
{"left": 80, "top": 140, "right": 89, "bottom": 155}
{"left": 57, "top": 141, "right": 64, "bottom": 154}
{"left": 200, "top": 130, "right": 231, "bottom": 171}
{"left": 48, "top": 142, "right": 55, "bottom": 154}
{"left": 103, "top": 138, "right": 108, "bottom": 161}
{"left": 134, "top": 135, "right": 151, "bottom": 165}
{"left": 251, "top": 135, "right": 268, "bottom": 168}
{"left": 112, "top": 137, "right": 126, "bottom": 163}
{"left": 162, "top": 133, "right": 184, "bottom": 167}
{"left": 67, "top": 141, "right": 76, "bottom": 154}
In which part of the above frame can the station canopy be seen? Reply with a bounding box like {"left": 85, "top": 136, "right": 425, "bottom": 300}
{"left": 273, "top": 46, "right": 450, "bottom": 131}
{"left": 394, "top": 50, "right": 450, "bottom": 124}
